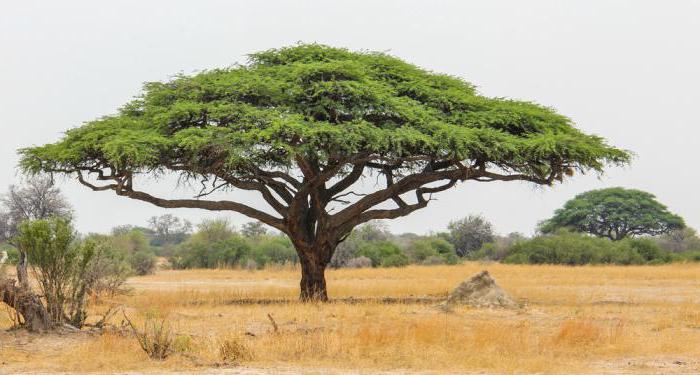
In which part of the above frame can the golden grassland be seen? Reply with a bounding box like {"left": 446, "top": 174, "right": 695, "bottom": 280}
{"left": 1, "top": 263, "right": 700, "bottom": 374}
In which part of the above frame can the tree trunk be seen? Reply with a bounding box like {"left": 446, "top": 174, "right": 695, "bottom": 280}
{"left": 17, "top": 250, "right": 30, "bottom": 290}
{"left": 0, "top": 250, "right": 53, "bottom": 331}
{"left": 298, "top": 252, "right": 329, "bottom": 302}
{"left": 0, "top": 278, "right": 52, "bottom": 332}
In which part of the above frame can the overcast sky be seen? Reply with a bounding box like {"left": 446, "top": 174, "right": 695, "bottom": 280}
{"left": 1, "top": 0, "right": 698, "bottom": 236}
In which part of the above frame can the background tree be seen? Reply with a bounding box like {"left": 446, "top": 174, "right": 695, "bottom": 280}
{"left": 447, "top": 215, "right": 495, "bottom": 257}
{"left": 539, "top": 187, "right": 684, "bottom": 240}
{"left": 0, "top": 176, "right": 72, "bottom": 241}
{"left": 330, "top": 221, "right": 390, "bottom": 267}
{"left": 19, "top": 44, "right": 629, "bottom": 301}
{"left": 0, "top": 176, "right": 72, "bottom": 289}
{"left": 147, "top": 214, "right": 192, "bottom": 246}
{"left": 241, "top": 221, "right": 268, "bottom": 239}
{"left": 654, "top": 228, "right": 700, "bottom": 253}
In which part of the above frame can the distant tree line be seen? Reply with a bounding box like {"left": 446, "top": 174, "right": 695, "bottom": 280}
{"left": 2, "top": 181, "right": 698, "bottom": 281}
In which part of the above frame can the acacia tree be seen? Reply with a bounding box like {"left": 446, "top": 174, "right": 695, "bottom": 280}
{"left": 539, "top": 187, "right": 684, "bottom": 240}
{"left": 19, "top": 45, "right": 629, "bottom": 301}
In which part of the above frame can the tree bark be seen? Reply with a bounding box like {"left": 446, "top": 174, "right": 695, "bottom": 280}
{"left": 298, "top": 251, "right": 329, "bottom": 302}
{"left": 0, "top": 250, "right": 53, "bottom": 332}
{"left": 0, "top": 278, "right": 52, "bottom": 332}
{"left": 17, "top": 250, "right": 29, "bottom": 290}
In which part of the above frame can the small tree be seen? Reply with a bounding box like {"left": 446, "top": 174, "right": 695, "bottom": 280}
{"left": 0, "top": 176, "right": 72, "bottom": 290}
{"left": 15, "top": 218, "right": 92, "bottom": 326}
{"left": 447, "top": 215, "right": 495, "bottom": 257}
{"left": 539, "top": 187, "right": 684, "bottom": 240}
{"left": 19, "top": 44, "right": 629, "bottom": 300}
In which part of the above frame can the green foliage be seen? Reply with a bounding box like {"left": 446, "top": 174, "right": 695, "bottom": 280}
{"left": 503, "top": 231, "right": 672, "bottom": 265}
{"left": 130, "top": 250, "right": 157, "bottom": 276}
{"left": 173, "top": 234, "right": 251, "bottom": 269}
{"left": 330, "top": 222, "right": 389, "bottom": 268}
{"left": 673, "top": 251, "right": 700, "bottom": 262}
{"left": 357, "top": 241, "right": 409, "bottom": 268}
{"left": 240, "top": 221, "right": 268, "bottom": 239}
{"left": 251, "top": 236, "right": 297, "bottom": 266}
{"left": 1, "top": 243, "right": 18, "bottom": 264}
{"left": 110, "top": 229, "right": 152, "bottom": 254}
{"left": 539, "top": 187, "right": 685, "bottom": 240}
{"left": 104, "top": 228, "right": 156, "bottom": 275}
{"left": 20, "top": 44, "right": 629, "bottom": 188}
{"left": 81, "top": 236, "right": 133, "bottom": 297}
{"left": 654, "top": 228, "right": 700, "bottom": 253}
{"left": 446, "top": 215, "right": 495, "bottom": 256}
{"left": 17, "top": 218, "right": 84, "bottom": 323}
{"left": 406, "top": 237, "right": 458, "bottom": 265}
{"left": 170, "top": 218, "right": 296, "bottom": 269}
{"left": 468, "top": 232, "right": 525, "bottom": 261}
{"left": 15, "top": 218, "right": 130, "bottom": 326}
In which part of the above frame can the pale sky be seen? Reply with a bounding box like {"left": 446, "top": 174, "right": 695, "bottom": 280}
{"left": 1, "top": 0, "right": 698, "bottom": 236}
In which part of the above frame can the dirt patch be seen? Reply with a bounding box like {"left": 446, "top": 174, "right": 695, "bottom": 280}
{"left": 587, "top": 356, "right": 700, "bottom": 374}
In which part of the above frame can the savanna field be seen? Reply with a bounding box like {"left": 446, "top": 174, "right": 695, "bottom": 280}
{"left": 2, "top": 263, "right": 699, "bottom": 374}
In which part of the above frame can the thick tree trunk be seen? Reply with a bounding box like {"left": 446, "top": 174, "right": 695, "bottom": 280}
{"left": 0, "top": 278, "right": 52, "bottom": 332}
{"left": 0, "top": 250, "right": 53, "bottom": 331}
{"left": 298, "top": 252, "right": 329, "bottom": 302}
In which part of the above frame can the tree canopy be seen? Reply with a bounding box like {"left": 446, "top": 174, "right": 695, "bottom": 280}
{"left": 539, "top": 187, "right": 684, "bottom": 240}
{"left": 19, "top": 44, "right": 630, "bottom": 300}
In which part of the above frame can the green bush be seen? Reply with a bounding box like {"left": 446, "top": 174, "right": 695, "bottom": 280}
{"left": 130, "top": 250, "right": 157, "bottom": 275}
{"left": 15, "top": 218, "right": 130, "bottom": 327}
{"left": 3, "top": 245, "right": 19, "bottom": 264}
{"left": 172, "top": 235, "right": 250, "bottom": 269}
{"left": 252, "top": 236, "right": 297, "bottom": 266}
{"left": 357, "top": 241, "right": 409, "bottom": 268}
{"left": 406, "top": 237, "right": 457, "bottom": 265}
{"left": 503, "top": 231, "right": 672, "bottom": 265}
{"left": 672, "top": 250, "right": 700, "bottom": 262}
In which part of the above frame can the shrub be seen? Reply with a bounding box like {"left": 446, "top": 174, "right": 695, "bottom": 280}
{"left": 85, "top": 240, "right": 133, "bottom": 297}
{"left": 124, "top": 313, "right": 174, "bottom": 360}
{"left": 447, "top": 215, "right": 495, "bottom": 257}
{"left": 406, "top": 239, "right": 440, "bottom": 262}
{"left": 130, "top": 250, "right": 157, "bottom": 275}
{"left": 380, "top": 253, "right": 410, "bottom": 267}
{"left": 14, "top": 218, "right": 127, "bottom": 326}
{"left": 2, "top": 245, "right": 19, "bottom": 264}
{"left": 329, "top": 222, "right": 389, "bottom": 268}
{"left": 406, "top": 237, "right": 457, "bottom": 264}
{"left": 673, "top": 250, "right": 700, "bottom": 262}
{"left": 503, "top": 231, "right": 672, "bottom": 265}
{"left": 219, "top": 337, "right": 253, "bottom": 364}
{"left": 253, "top": 236, "right": 297, "bottom": 265}
{"left": 357, "top": 241, "right": 408, "bottom": 268}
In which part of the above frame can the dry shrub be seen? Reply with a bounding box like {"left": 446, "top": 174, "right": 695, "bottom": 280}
{"left": 124, "top": 313, "right": 174, "bottom": 360}
{"left": 219, "top": 336, "right": 253, "bottom": 364}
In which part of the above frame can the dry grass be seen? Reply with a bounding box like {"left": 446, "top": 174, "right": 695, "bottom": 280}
{"left": 1, "top": 263, "right": 700, "bottom": 374}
